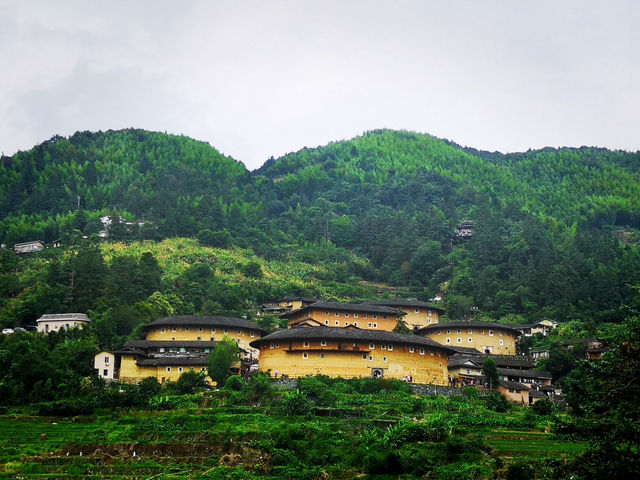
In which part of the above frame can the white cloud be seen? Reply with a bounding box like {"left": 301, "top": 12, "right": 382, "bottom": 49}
{"left": 1, "top": 0, "right": 638, "bottom": 168}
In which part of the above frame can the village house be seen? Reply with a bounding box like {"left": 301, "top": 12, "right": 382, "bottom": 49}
{"left": 94, "top": 315, "right": 266, "bottom": 384}
{"left": 250, "top": 325, "right": 455, "bottom": 384}
{"left": 363, "top": 299, "right": 444, "bottom": 330}
{"left": 259, "top": 297, "right": 318, "bottom": 316}
{"left": 281, "top": 301, "right": 403, "bottom": 332}
{"left": 36, "top": 313, "right": 90, "bottom": 334}
{"left": 416, "top": 322, "right": 521, "bottom": 356}
{"left": 513, "top": 318, "right": 559, "bottom": 337}
{"left": 14, "top": 240, "right": 45, "bottom": 254}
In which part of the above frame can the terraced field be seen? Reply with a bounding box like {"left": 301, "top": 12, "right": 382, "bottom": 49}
{"left": 0, "top": 410, "right": 586, "bottom": 479}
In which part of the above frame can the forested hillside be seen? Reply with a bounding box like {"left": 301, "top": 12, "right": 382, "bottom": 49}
{"left": 2, "top": 128, "right": 640, "bottom": 329}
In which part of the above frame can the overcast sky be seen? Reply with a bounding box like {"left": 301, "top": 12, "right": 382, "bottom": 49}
{"left": 1, "top": 1, "right": 638, "bottom": 170}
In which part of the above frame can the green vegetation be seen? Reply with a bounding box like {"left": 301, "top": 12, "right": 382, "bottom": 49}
{"left": 0, "top": 376, "right": 584, "bottom": 479}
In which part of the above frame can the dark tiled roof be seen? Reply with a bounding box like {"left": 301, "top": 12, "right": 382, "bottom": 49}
{"left": 498, "top": 379, "right": 529, "bottom": 391}
{"left": 136, "top": 356, "right": 209, "bottom": 367}
{"left": 124, "top": 340, "right": 216, "bottom": 348}
{"left": 497, "top": 368, "right": 552, "bottom": 379}
{"left": 250, "top": 326, "right": 455, "bottom": 353}
{"left": 448, "top": 355, "right": 484, "bottom": 369}
{"left": 449, "top": 346, "right": 484, "bottom": 355}
{"left": 492, "top": 356, "right": 534, "bottom": 368}
{"left": 281, "top": 301, "right": 400, "bottom": 318}
{"left": 37, "top": 313, "right": 90, "bottom": 323}
{"left": 529, "top": 389, "right": 547, "bottom": 398}
{"left": 416, "top": 322, "right": 521, "bottom": 335}
{"left": 363, "top": 300, "right": 445, "bottom": 312}
{"left": 279, "top": 297, "right": 318, "bottom": 303}
{"left": 144, "top": 316, "right": 266, "bottom": 334}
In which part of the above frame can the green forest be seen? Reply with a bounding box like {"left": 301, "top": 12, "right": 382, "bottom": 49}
{"left": 1, "top": 128, "right": 639, "bottom": 478}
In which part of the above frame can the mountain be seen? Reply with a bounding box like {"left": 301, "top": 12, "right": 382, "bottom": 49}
{"left": 2, "top": 128, "right": 640, "bottom": 325}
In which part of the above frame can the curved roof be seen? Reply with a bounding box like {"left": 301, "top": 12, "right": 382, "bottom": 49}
{"left": 37, "top": 313, "right": 90, "bottom": 323}
{"left": 364, "top": 300, "right": 445, "bottom": 312}
{"left": 249, "top": 326, "right": 456, "bottom": 354}
{"left": 281, "top": 301, "right": 400, "bottom": 318}
{"left": 416, "top": 322, "right": 521, "bottom": 336}
{"left": 144, "top": 315, "right": 266, "bottom": 334}
{"left": 123, "top": 340, "right": 216, "bottom": 348}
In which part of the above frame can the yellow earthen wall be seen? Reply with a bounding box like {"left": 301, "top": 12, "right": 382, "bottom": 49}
{"left": 288, "top": 308, "right": 399, "bottom": 332}
{"left": 423, "top": 327, "right": 518, "bottom": 355}
{"left": 118, "top": 354, "right": 210, "bottom": 384}
{"left": 498, "top": 384, "right": 529, "bottom": 405}
{"left": 257, "top": 339, "right": 449, "bottom": 385}
{"left": 145, "top": 326, "right": 260, "bottom": 357}
{"left": 400, "top": 308, "right": 441, "bottom": 330}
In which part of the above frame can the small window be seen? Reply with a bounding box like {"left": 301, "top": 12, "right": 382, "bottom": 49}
{"left": 381, "top": 344, "right": 386, "bottom": 350}
{"left": 325, "top": 311, "right": 329, "bottom": 315}
{"left": 368, "top": 355, "right": 373, "bottom": 361}
{"left": 373, "top": 323, "right": 377, "bottom": 328}
{"left": 388, "top": 344, "right": 393, "bottom": 351}
{"left": 489, "top": 330, "right": 494, "bottom": 336}
{"left": 354, "top": 313, "right": 358, "bottom": 318}
{"left": 457, "top": 329, "right": 461, "bottom": 334}
{"left": 419, "top": 348, "right": 425, "bottom": 355}
{"left": 383, "top": 315, "right": 387, "bottom": 319}
{"left": 178, "top": 367, "right": 183, "bottom": 372}
{"left": 303, "top": 341, "right": 310, "bottom": 347}
{"left": 363, "top": 314, "right": 368, "bottom": 318}
{"left": 354, "top": 322, "right": 358, "bottom": 327}
{"left": 321, "top": 340, "right": 327, "bottom": 346}
{"left": 335, "top": 312, "right": 339, "bottom": 316}
{"left": 321, "top": 353, "right": 326, "bottom": 359}
{"left": 383, "top": 356, "right": 388, "bottom": 362}
{"left": 500, "top": 339, "right": 504, "bottom": 346}
{"left": 270, "top": 343, "right": 274, "bottom": 349}
{"left": 457, "top": 338, "right": 462, "bottom": 343}
{"left": 499, "top": 331, "right": 503, "bottom": 336}
{"left": 468, "top": 329, "right": 472, "bottom": 334}
{"left": 468, "top": 338, "right": 473, "bottom": 342}
{"left": 409, "top": 346, "right": 415, "bottom": 353}
{"left": 201, "top": 367, "right": 206, "bottom": 372}
{"left": 325, "top": 320, "right": 329, "bottom": 325}
{"left": 415, "top": 308, "right": 419, "bottom": 313}
{"left": 428, "top": 310, "right": 432, "bottom": 316}
{"left": 185, "top": 327, "right": 190, "bottom": 332}
{"left": 172, "top": 327, "right": 176, "bottom": 332}
{"left": 237, "top": 329, "right": 241, "bottom": 334}
{"left": 446, "top": 338, "right": 451, "bottom": 344}
{"left": 368, "top": 322, "right": 372, "bottom": 328}
{"left": 335, "top": 321, "right": 340, "bottom": 326}
{"left": 212, "top": 328, "right": 216, "bottom": 333}
{"left": 481, "top": 329, "right": 485, "bottom": 334}
{"left": 446, "top": 329, "right": 451, "bottom": 334}
{"left": 250, "top": 332, "right": 255, "bottom": 337}
{"left": 345, "top": 322, "right": 349, "bottom": 326}
{"left": 345, "top": 313, "right": 349, "bottom": 318}
{"left": 369, "top": 343, "right": 375, "bottom": 349}
{"left": 161, "top": 328, "right": 165, "bottom": 333}
{"left": 199, "top": 327, "right": 203, "bottom": 332}
{"left": 428, "top": 318, "right": 432, "bottom": 323}
{"left": 197, "top": 337, "right": 201, "bottom": 341}
{"left": 362, "top": 353, "right": 367, "bottom": 360}
{"left": 167, "top": 367, "right": 171, "bottom": 372}
{"left": 103, "top": 369, "right": 108, "bottom": 376}
{"left": 373, "top": 315, "right": 377, "bottom": 319}
{"left": 430, "top": 350, "right": 434, "bottom": 355}
{"left": 302, "top": 352, "right": 308, "bottom": 359}
{"left": 224, "top": 329, "right": 229, "bottom": 334}
{"left": 104, "top": 356, "right": 110, "bottom": 365}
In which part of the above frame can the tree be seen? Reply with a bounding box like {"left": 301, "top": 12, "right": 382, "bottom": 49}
{"left": 207, "top": 337, "right": 240, "bottom": 386}
{"left": 482, "top": 356, "right": 499, "bottom": 390}
{"left": 561, "top": 315, "right": 640, "bottom": 478}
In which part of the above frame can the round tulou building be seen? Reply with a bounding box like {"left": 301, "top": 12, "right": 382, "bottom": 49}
{"left": 250, "top": 325, "right": 456, "bottom": 385}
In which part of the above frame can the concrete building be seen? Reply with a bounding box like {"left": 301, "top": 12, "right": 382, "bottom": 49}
{"left": 36, "top": 313, "right": 90, "bottom": 334}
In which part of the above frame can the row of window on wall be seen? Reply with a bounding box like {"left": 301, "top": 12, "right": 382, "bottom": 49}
{"left": 272, "top": 342, "right": 439, "bottom": 356}
{"left": 300, "top": 352, "right": 443, "bottom": 368}
{"left": 165, "top": 366, "right": 207, "bottom": 373}
{"left": 438, "top": 329, "right": 501, "bottom": 336}
{"left": 444, "top": 337, "right": 508, "bottom": 346}
{"left": 323, "top": 311, "right": 386, "bottom": 319}
{"left": 159, "top": 327, "right": 256, "bottom": 337}
{"left": 323, "top": 320, "right": 379, "bottom": 328}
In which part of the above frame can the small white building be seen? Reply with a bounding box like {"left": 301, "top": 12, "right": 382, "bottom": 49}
{"left": 94, "top": 351, "right": 116, "bottom": 380}
{"left": 36, "top": 313, "right": 90, "bottom": 334}
{"left": 14, "top": 240, "right": 45, "bottom": 254}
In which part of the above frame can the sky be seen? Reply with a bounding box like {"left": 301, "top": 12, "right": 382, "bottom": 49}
{"left": 1, "top": 1, "right": 638, "bottom": 170}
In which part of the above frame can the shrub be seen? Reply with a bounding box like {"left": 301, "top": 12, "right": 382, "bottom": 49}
{"left": 281, "top": 390, "right": 311, "bottom": 416}
{"left": 483, "top": 393, "right": 510, "bottom": 412}
{"left": 531, "top": 397, "right": 553, "bottom": 415}
{"left": 224, "top": 375, "right": 247, "bottom": 392}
